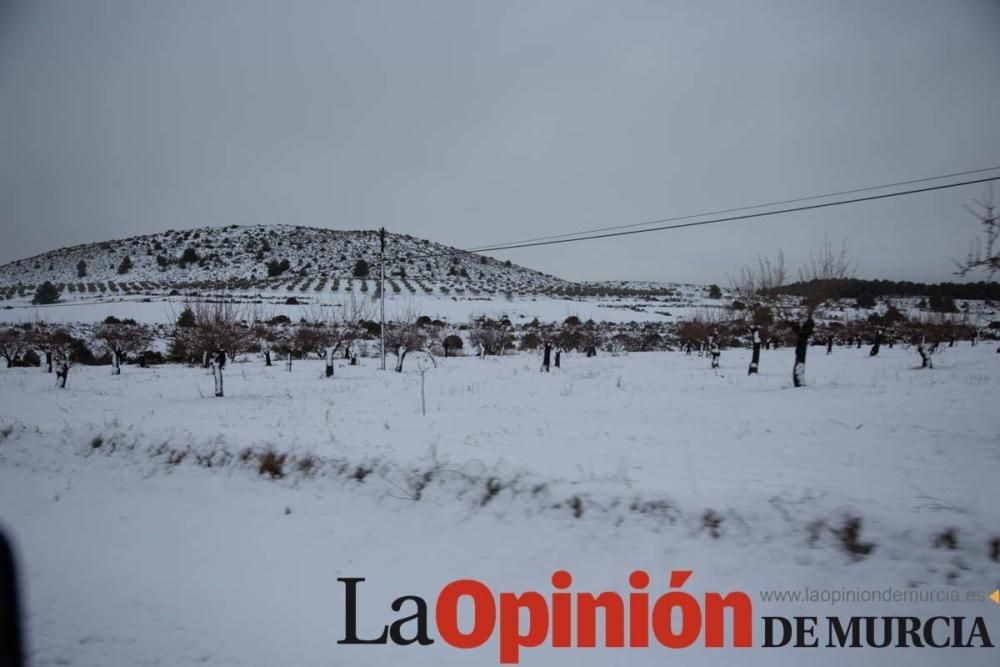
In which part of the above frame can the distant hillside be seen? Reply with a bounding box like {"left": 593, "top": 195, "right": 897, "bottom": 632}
{"left": 0, "top": 225, "right": 569, "bottom": 294}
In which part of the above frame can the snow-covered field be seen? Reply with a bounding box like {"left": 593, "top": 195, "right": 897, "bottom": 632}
{"left": 0, "top": 289, "right": 704, "bottom": 326}
{"left": 1, "top": 344, "right": 998, "bottom": 665}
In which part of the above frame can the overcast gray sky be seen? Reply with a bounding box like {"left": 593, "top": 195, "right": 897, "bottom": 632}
{"left": 2, "top": 0, "right": 999, "bottom": 283}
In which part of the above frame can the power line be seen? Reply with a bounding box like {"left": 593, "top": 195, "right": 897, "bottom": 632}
{"left": 464, "top": 165, "right": 1000, "bottom": 252}
{"left": 385, "top": 173, "right": 999, "bottom": 265}
{"left": 472, "top": 175, "right": 1000, "bottom": 252}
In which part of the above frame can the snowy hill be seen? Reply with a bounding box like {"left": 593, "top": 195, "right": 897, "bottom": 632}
{"left": 0, "top": 225, "right": 569, "bottom": 293}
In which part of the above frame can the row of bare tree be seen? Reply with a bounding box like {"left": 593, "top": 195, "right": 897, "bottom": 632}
{"left": 0, "top": 318, "right": 154, "bottom": 388}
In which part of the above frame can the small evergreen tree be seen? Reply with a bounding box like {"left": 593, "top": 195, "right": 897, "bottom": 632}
{"left": 32, "top": 281, "right": 60, "bottom": 305}
{"left": 929, "top": 294, "right": 958, "bottom": 313}
{"left": 353, "top": 259, "right": 370, "bottom": 277}
{"left": 266, "top": 259, "right": 291, "bottom": 277}
{"left": 117, "top": 256, "right": 133, "bottom": 274}
{"left": 76, "top": 259, "right": 87, "bottom": 278}
{"left": 855, "top": 292, "right": 876, "bottom": 308}
{"left": 176, "top": 307, "right": 196, "bottom": 328}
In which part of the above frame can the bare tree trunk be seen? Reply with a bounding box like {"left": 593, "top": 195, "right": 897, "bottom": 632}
{"left": 748, "top": 326, "right": 761, "bottom": 375}
{"left": 555, "top": 350, "right": 561, "bottom": 368}
{"left": 395, "top": 347, "right": 407, "bottom": 372}
{"left": 869, "top": 328, "right": 883, "bottom": 357}
{"left": 420, "top": 370, "right": 426, "bottom": 416}
{"left": 212, "top": 351, "right": 225, "bottom": 397}
{"left": 111, "top": 349, "right": 121, "bottom": 375}
{"left": 791, "top": 317, "right": 814, "bottom": 388}
{"left": 542, "top": 343, "right": 551, "bottom": 372}
{"left": 56, "top": 364, "right": 68, "bottom": 388}
{"left": 325, "top": 347, "right": 334, "bottom": 377}
{"left": 285, "top": 351, "right": 292, "bottom": 372}
{"left": 45, "top": 351, "right": 52, "bottom": 373}
{"left": 916, "top": 338, "right": 933, "bottom": 369}
{"left": 826, "top": 336, "right": 833, "bottom": 355}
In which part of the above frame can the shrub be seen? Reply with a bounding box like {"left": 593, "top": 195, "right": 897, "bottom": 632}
{"left": 519, "top": 332, "right": 541, "bottom": 350}
{"left": 258, "top": 451, "right": 286, "bottom": 479}
{"left": 353, "top": 259, "right": 370, "bottom": 278}
{"left": 702, "top": 510, "right": 723, "bottom": 538}
{"left": 836, "top": 516, "right": 875, "bottom": 559}
{"left": 442, "top": 334, "right": 464, "bottom": 353}
{"left": 20, "top": 349, "right": 41, "bottom": 367}
{"left": 933, "top": 528, "right": 958, "bottom": 550}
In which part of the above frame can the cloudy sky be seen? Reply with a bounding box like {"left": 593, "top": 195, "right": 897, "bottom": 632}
{"left": 2, "top": 0, "right": 999, "bottom": 283}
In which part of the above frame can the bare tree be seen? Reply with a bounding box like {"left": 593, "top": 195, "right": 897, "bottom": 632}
{"left": 25, "top": 321, "right": 54, "bottom": 372}
{"left": 955, "top": 185, "right": 998, "bottom": 277}
{"left": 45, "top": 328, "right": 77, "bottom": 389}
{"left": 246, "top": 304, "right": 275, "bottom": 366}
{"left": 93, "top": 318, "right": 153, "bottom": 374}
{"left": 175, "top": 301, "right": 252, "bottom": 362}
{"left": 269, "top": 326, "right": 296, "bottom": 372}
{"left": 0, "top": 327, "right": 27, "bottom": 368}
{"left": 785, "top": 238, "right": 856, "bottom": 387}
{"left": 256, "top": 323, "right": 275, "bottom": 366}
{"left": 468, "top": 317, "right": 514, "bottom": 357}
{"left": 384, "top": 302, "right": 432, "bottom": 372}
{"left": 301, "top": 294, "right": 373, "bottom": 377}
{"left": 731, "top": 252, "right": 785, "bottom": 375}
{"left": 906, "top": 314, "right": 957, "bottom": 369}
{"left": 171, "top": 300, "right": 251, "bottom": 397}
{"left": 578, "top": 321, "right": 603, "bottom": 358}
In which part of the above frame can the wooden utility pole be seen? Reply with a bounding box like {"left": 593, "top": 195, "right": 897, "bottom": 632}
{"left": 379, "top": 227, "right": 386, "bottom": 371}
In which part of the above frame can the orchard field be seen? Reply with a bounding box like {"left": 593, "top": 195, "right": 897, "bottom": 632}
{"left": 1, "top": 342, "right": 998, "bottom": 666}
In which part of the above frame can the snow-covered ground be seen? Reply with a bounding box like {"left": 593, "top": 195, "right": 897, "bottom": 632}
{"left": 1, "top": 344, "right": 998, "bottom": 665}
